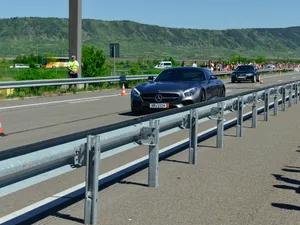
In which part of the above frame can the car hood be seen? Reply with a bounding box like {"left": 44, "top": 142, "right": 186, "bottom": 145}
{"left": 135, "top": 81, "right": 202, "bottom": 93}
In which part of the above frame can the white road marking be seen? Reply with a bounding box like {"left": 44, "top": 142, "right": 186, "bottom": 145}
{"left": 68, "top": 94, "right": 126, "bottom": 104}
{"left": 0, "top": 94, "right": 122, "bottom": 110}
{"left": 293, "top": 77, "right": 296, "bottom": 79}
{"left": 226, "top": 89, "right": 232, "bottom": 93}
{"left": 278, "top": 80, "right": 283, "bottom": 82}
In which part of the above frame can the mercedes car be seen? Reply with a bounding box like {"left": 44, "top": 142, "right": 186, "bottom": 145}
{"left": 130, "top": 67, "right": 226, "bottom": 115}
{"left": 231, "top": 65, "right": 260, "bottom": 83}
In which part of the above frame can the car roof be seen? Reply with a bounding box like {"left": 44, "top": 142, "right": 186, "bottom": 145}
{"left": 237, "top": 64, "right": 254, "bottom": 67}
{"left": 164, "top": 66, "right": 206, "bottom": 71}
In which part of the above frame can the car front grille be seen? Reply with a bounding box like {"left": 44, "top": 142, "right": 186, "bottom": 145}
{"left": 141, "top": 93, "right": 180, "bottom": 103}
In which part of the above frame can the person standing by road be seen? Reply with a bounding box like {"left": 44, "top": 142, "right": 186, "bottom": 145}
{"left": 68, "top": 55, "right": 79, "bottom": 78}
{"left": 192, "top": 61, "right": 197, "bottom": 67}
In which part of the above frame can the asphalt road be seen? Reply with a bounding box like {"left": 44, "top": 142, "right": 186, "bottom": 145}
{"left": 40, "top": 100, "right": 300, "bottom": 225}
{"left": 0, "top": 71, "right": 300, "bottom": 150}
{"left": 1, "top": 71, "right": 300, "bottom": 221}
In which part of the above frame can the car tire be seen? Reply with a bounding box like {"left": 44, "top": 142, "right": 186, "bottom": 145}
{"left": 252, "top": 76, "right": 255, "bottom": 83}
{"left": 256, "top": 75, "right": 260, "bottom": 82}
{"left": 200, "top": 90, "right": 206, "bottom": 102}
{"left": 231, "top": 77, "right": 236, "bottom": 83}
{"left": 220, "top": 87, "right": 226, "bottom": 97}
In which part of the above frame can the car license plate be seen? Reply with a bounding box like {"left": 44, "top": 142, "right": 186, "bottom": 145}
{"left": 149, "top": 103, "right": 169, "bottom": 108}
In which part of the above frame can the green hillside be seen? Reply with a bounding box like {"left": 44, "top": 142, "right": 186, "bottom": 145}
{"left": 0, "top": 17, "right": 300, "bottom": 59}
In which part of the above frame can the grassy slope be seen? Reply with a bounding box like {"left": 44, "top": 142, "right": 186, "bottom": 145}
{"left": 0, "top": 17, "right": 300, "bottom": 59}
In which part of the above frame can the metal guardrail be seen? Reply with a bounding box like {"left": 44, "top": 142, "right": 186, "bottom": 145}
{"left": 1, "top": 77, "right": 300, "bottom": 224}
{"left": 0, "top": 68, "right": 294, "bottom": 89}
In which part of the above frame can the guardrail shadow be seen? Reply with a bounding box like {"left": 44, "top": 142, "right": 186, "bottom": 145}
{"left": 118, "top": 180, "right": 148, "bottom": 187}
{"left": 163, "top": 158, "right": 189, "bottom": 164}
{"left": 49, "top": 212, "right": 84, "bottom": 224}
{"left": 271, "top": 162, "right": 300, "bottom": 212}
{"left": 271, "top": 203, "right": 300, "bottom": 211}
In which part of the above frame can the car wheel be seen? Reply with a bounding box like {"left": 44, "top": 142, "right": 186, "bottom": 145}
{"left": 231, "top": 77, "right": 235, "bottom": 83}
{"left": 252, "top": 76, "right": 255, "bottom": 83}
{"left": 220, "top": 87, "right": 226, "bottom": 97}
{"left": 200, "top": 90, "right": 206, "bottom": 102}
{"left": 256, "top": 75, "right": 260, "bottom": 82}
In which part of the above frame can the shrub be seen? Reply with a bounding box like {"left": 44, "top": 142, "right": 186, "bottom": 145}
{"left": 82, "top": 45, "right": 107, "bottom": 77}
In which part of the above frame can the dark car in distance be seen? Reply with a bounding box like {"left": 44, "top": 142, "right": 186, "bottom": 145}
{"left": 130, "top": 67, "right": 226, "bottom": 115}
{"left": 231, "top": 65, "right": 260, "bottom": 83}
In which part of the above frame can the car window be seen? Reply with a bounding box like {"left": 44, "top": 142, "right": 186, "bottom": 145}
{"left": 155, "top": 69, "right": 205, "bottom": 82}
{"left": 236, "top": 66, "right": 254, "bottom": 71}
{"left": 204, "top": 69, "right": 213, "bottom": 80}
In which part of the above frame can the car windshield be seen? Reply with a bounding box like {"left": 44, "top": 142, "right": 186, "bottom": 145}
{"left": 155, "top": 68, "right": 205, "bottom": 82}
{"left": 235, "top": 66, "right": 254, "bottom": 71}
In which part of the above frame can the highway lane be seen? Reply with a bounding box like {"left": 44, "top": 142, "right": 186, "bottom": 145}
{"left": 0, "top": 71, "right": 300, "bottom": 150}
{"left": 0, "top": 72, "right": 299, "bottom": 220}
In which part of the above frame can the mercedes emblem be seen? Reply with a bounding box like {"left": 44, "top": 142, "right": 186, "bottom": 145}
{"left": 155, "top": 94, "right": 163, "bottom": 102}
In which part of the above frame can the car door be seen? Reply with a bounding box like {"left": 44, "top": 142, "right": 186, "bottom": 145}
{"left": 203, "top": 69, "right": 218, "bottom": 99}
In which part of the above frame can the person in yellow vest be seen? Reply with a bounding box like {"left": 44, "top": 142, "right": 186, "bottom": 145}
{"left": 68, "top": 55, "right": 79, "bottom": 78}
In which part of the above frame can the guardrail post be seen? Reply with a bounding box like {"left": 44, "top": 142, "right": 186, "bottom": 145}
{"left": 282, "top": 86, "right": 286, "bottom": 112}
{"left": 295, "top": 83, "right": 298, "bottom": 104}
{"left": 189, "top": 109, "right": 198, "bottom": 164}
{"left": 274, "top": 87, "right": 278, "bottom": 116}
{"left": 264, "top": 89, "right": 269, "bottom": 121}
{"left": 148, "top": 120, "right": 159, "bottom": 187}
{"left": 252, "top": 92, "right": 258, "bottom": 128}
{"left": 84, "top": 135, "right": 101, "bottom": 225}
{"left": 298, "top": 83, "right": 300, "bottom": 102}
{"left": 140, "top": 119, "right": 160, "bottom": 188}
{"left": 288, "top": 85, "right": 292, "bottom": 108}
{"left": 236, "top": 96, "right": 243, "bottom": 137}
{"left": 216, "top": 102, "right": 225, "bottom": 148}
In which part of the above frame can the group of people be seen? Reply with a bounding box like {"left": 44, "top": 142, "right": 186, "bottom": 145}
{"left": 180, "top": 59, "right": 300, "bottom": 72}
{"left": 181, "top": 60, "right": 198, "bottom": 67}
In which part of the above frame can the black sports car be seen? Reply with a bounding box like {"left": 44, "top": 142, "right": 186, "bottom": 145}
{"left": 231, "top": 65, "right": 260, "bottom": 83}
{"left": 130, "top": 67, "right": 226, "bottom": 115}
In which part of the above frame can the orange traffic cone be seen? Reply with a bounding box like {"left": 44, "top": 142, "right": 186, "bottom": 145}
{"left": 121, "top": 83, "right": 127, "bottom": 96}
{"left": 0, "top": 118, "right": 4, "bottom": 136}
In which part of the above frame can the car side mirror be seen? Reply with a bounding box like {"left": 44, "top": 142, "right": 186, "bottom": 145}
{"left": 210, "top": 75, "right": 217, "bottom": 80}
{"left": 148, "top": 76, "right": 154, "bottom": 81}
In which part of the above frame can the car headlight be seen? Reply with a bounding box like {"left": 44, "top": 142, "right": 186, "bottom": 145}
{"left": 183, "top": 87, "right": 197, "bottom": 97}
{"left": 132, "top": 88, "right": 141, "bottom": 97}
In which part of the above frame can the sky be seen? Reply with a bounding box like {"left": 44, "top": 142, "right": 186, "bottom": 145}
{"left": 0, "top": 0, "right": 299, "bottom": 30}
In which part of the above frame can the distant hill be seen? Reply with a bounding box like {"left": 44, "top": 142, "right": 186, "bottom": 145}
{"left": 0, "top": 17, "right": 300, "bottom": 59}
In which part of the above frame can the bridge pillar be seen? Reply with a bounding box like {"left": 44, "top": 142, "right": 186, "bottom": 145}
{"left": 69, "top": 0, "right": 82, "bottom": 78}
